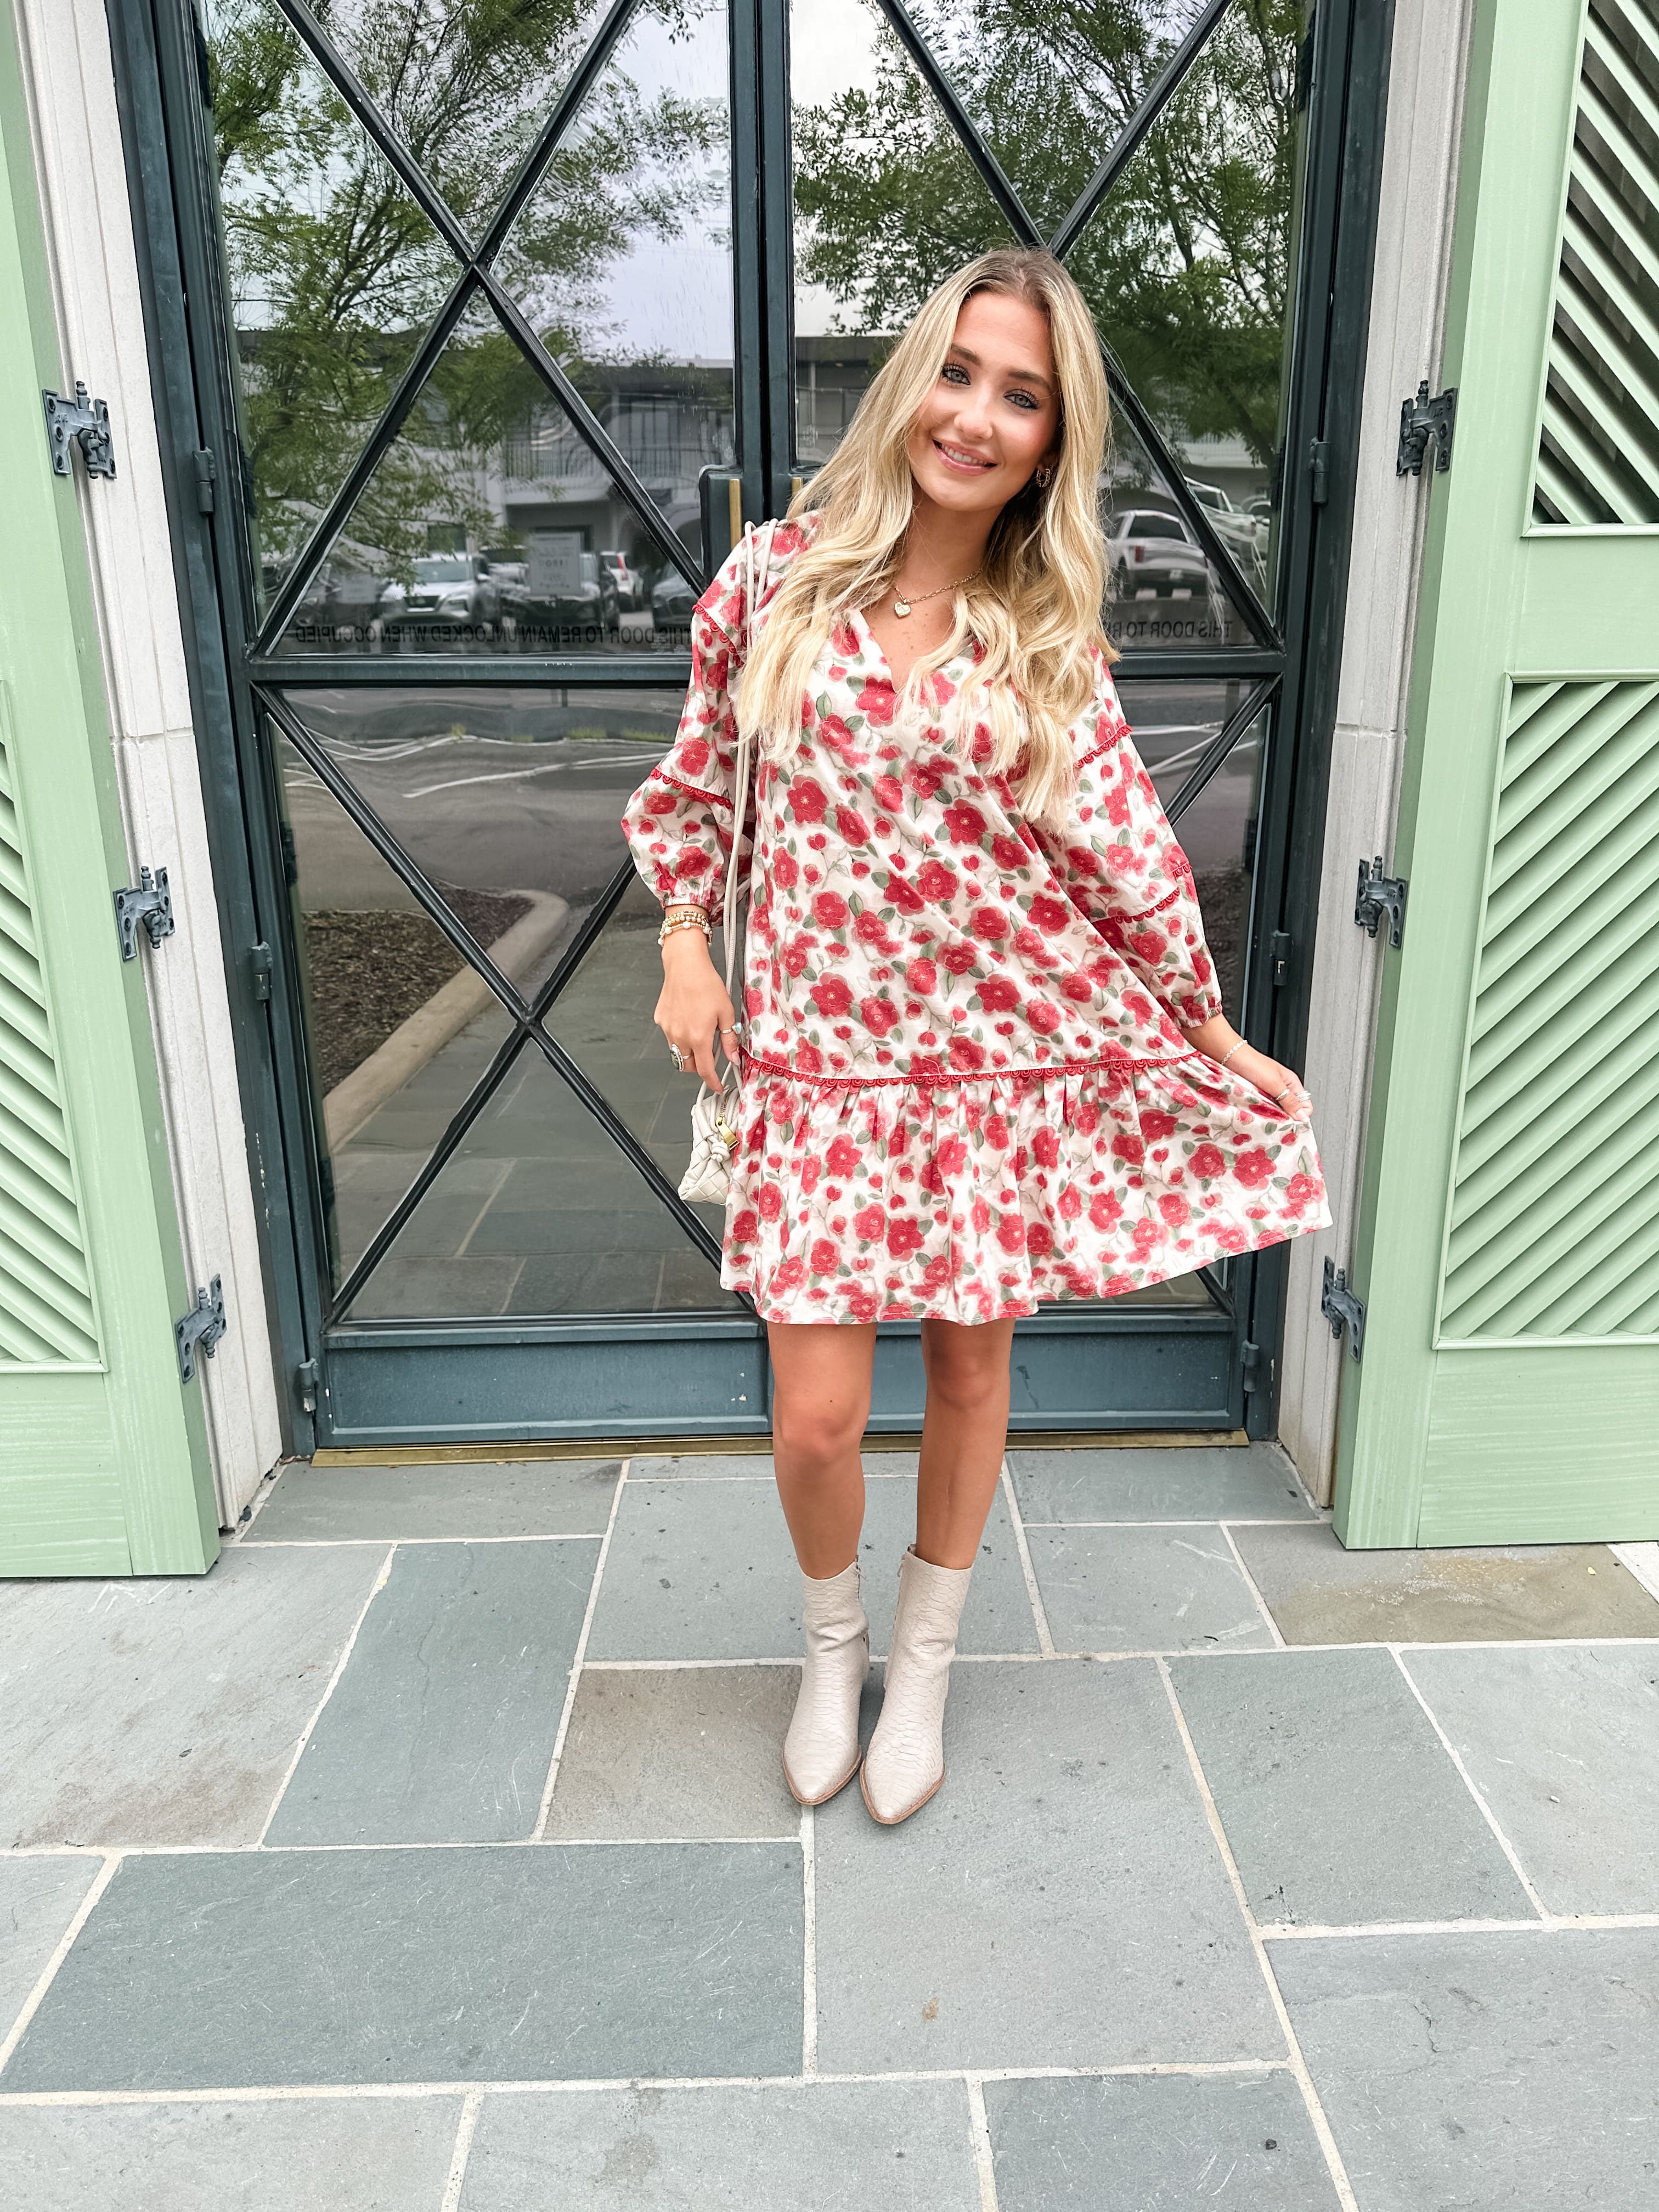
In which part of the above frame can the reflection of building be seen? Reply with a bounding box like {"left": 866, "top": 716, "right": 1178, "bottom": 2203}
{"left": 492, "top": 360, "right": 736, "bottom": 574}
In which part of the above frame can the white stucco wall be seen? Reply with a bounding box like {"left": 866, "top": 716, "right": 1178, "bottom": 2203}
{"left": 1277, "top": 0, "right": 1479, "bottom": 1502}
{"left": 13, "top": 0, "right": 283, "bottom": 1523}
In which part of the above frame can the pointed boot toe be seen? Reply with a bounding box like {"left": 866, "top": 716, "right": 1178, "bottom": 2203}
{"left": 782, "top": 1560, "right": 870, "bottom": 1805}
{"left": 861, "top": 1545, "right": 973, "bottom": 1826}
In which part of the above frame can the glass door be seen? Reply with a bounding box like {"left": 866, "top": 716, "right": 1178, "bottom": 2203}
{"left": 158, "top": 0, "right": 1356, "bottom": 1444}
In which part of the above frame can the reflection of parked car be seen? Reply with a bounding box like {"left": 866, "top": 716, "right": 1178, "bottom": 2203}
{"left": 1184, "top": 477, "right": 1263, "bottom": 561}
{"left": 283, "top": 537, "right": 396, "bottom": 640}
{"left": 1105, "top": 509, "right": 1211, "bottom": 596}
{"left": 382, "top": 554, "right": 501, "bottom": 635}
{"left": 599, "top": 549, "right": 640, "bottom": 610}
{"left": 651, "top": 570, "right": 697, "bottom": 627}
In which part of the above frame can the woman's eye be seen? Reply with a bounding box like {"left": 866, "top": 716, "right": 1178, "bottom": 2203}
{"left": 941, "top": 363, "right": 969, "bottom": 385}
{"left": 1006, "top": 390, "right": 1039, "bottom": 410}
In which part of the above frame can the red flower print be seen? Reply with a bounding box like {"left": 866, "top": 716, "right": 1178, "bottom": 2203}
{"left": 948, "top": 1035, "right": 987, "bottom": 1074}
{"left": 773, "top": 1255, "right": 806, "bottom": 1294}
{"left": 856, "top": 681, "right": 894, "bottom": 723}
{"left": 861, "top": 995, "right": 900, "bottom": 1037}
{"left": 825, "top": 1137, "right": 861, "bottom": 1177}
{"left": 1113, "top": 1132, "right": 1145, "bottom": 1166}
{"left": 1190, "top": 1143, "right": 1226, "bottom": 1181}
{"left": 977, "top": 975, "right": 1022, "bottom": 1013}
{"left": 916, "top": 859, "right": 959, "bottom": 902}
{"left": 884, "top": 873, "right": 927, "bottom": 913}
{"left": 1141, "top": 1110, "right": 1177, "bottom": 1142}
{"left": 886, "top": 1216, "right": 926, "bottom": 1259}
{"left": 906, "top": 956, "right": 937, "bottom": 996}
{"left": 1158, "top": 1193, "right": 1190, "bottom": 1228}
{"left": 1029, "top": 894, "right": 1072, "bottom": 934}
{"left": 873, "top": 772, "right": 904, "bottom": 813}
{"left": 812, "top": 890, "right": 850, "bottom": 930}
{"left": 942, "top": 800, "right": 988, "bottom": 845}
{"left": 906, "top": 758, "right": 946, "bottom": 800}
{"left": 794, "top": 1041, "right": 824, "bottom": 1074}
{"left": 853, "top": 1201, "right": 885, "bottom": 1243}
{"left": 984, "top": 1113, "right": 1010, "bottom": 1150}
{"left": 941, "top": 940, "right": 980, "bottom": 975}
{"left": 996, "top": 1216, "right": 1027, "bottom": 1255}
{"left": 757, "top": 1183, "right": 783, "bottom": 1221}
{"left": 991, "top": 834, "right": 1026, "bottom": 871}
{"left": 835, "top": 805, "right": 872, "bottom": 844}
{"left": 790, "top": 779, "right": 828, "bottom": 825}
{"left": 809, "top": 1238, "right": 839, "bottom": 1275}
{"left": 1284, "top": 1172, "right": 1322, "bottom": 1217}
{"left": 730, "top": 1209, "right": 757, "bottom": 1243}
{"left": 1032, "top": 1127, "right": 1060, "bottom": 1169}
{"left": 1233, "top": 1148, "right": 1275, "bottom": 1188}
{"left": 1026, "top": 997, "right": 1062, "bottom": 1036}
{"left": 969, "top": 905, "right": 1009, "bottom": 943}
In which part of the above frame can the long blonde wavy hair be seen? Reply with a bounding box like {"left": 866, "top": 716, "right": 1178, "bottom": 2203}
{"left": 736, "top": 248, "right": 1111, "bottom": 839}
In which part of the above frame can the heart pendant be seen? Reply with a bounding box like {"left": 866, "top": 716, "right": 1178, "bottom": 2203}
{"left": 892, "top": 598, "right": 911, "bottom": 617}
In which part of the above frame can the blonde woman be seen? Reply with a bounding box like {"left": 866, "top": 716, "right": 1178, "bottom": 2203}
{"left": 620, "top": 247, "right": 1328, "bottom": 1826}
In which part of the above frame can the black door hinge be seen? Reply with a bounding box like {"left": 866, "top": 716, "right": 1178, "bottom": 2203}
{"left": 296, "top": 1357, "right": 319, "bottom": 1413}
{"left": 114, "top": 866, "right": 174, "bottom": 959}
{"left": 1355, "top": 856, "right": 1407, "bottom": 949}
{"left": 1241, "top": 1339, "right": 1269, "bottom": 1392}
{"left": 1308, "top": 439, "right": 1330, "bottom": 505}
{"left": 1397, "top": 381, "right": 1456, "bottom": 476}
{"left": 249, "top": 941, "right": 273, "bottom": 1001}
{"left": 1321, "top": 1259, "right": 1365, "bottom": 1360}
{"left": 177, "top": 1276, "right": 227, "bottom": 1383}
{"left": 192, "top": 448, "right": 217, "bottom": 512}
{"left": 43, "top": 382, "right": 116, "bottom": 478}
{"left": 1269, "top": 929, "right": 1293, "bottom": 988}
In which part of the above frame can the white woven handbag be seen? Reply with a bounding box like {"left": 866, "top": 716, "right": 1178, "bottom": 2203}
{"left": 678, "top": 517, "right": 778, "bottom": 1205}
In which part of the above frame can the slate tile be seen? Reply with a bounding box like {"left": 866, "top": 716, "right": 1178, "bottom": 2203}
{"left": 544, "top": 1667, "right": 799, "bottom": 1839}
{"left": 1228, "top": 1523, "right": 1659, "bottom": 1645}
{"left": 984, "top": 2069, "right": 1340, "bottom": 2210}
{"left": 0, "top": 2096, "right": 462, "bottom": 2211}
{"left": 1025, "top": 1526, "right": 1275, "bottom": 1652}
{"left": 1273, "top": 1928, "right": 1659, "bottom": 2210}
{"left": 0, "top": 1549, "right": 386, "bottom": 1849}
{"left": 247, "top": 1459, "right": 620, "bottom": 1542}
{"left": 813, "top": 1660, "right": 1278, "bottom": 2072}
{"left": 0, "top": 1858, "right": 101, "bottom": 2039}
{"left": 1403, "top": 1644, "right": 1659, "bottom": 1915}
{"left": 1, "top": 1844, "right": 802, "bottom": 2090}
{"left": 1008, "top": 1444, "right": 1315, "bottom": 1524}
{"left": 460, "top": 2080, "right": 980, "bottom": 2209}
{"left": 1167, "top": 1649, "right": 1532, "bottom": 1926}
{"left": 266, "top": 1540, "right": 597, "bottom": 1846}
{"left": 586, "top": 1478, "right": 1037, "bottom": 1661}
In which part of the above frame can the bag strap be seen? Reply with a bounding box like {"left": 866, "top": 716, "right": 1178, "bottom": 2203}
{"left": 718, "top": 516, "right": 778, "bottom": 1007}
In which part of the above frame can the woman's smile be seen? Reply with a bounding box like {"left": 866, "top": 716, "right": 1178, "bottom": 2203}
{"left": 932, "top": 437, "right": 995, "bottom": 473}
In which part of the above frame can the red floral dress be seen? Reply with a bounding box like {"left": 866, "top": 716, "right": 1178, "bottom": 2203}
{"left": 621, "top": 517, "right": 1330, "bottom": 1325}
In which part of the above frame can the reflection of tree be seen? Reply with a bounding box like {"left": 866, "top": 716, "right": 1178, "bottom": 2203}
{"left": 794, "top": 0, "right": 1302, "bottom": 465}
{"left": 206, "top": 0, "right": 725, "bottom": 579}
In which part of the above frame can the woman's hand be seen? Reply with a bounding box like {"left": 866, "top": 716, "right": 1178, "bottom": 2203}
{"left": 654, "top": 925, "right": 741, "bottom": 1088}
{"left": 1180, "top": 1015, "right": 1313, "bottom": 1123}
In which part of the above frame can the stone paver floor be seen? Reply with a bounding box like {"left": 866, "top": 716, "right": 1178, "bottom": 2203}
{"left": 2, "top": 1444, "right": 1658, "bottom": 2208}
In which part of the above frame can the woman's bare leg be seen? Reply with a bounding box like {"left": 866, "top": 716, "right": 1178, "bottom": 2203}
{"left": 766, "top": 1319, "right": 878, "bottom": 1577}
{"left": 914, "top": 1316, "right": 1017, "bottom": 1568}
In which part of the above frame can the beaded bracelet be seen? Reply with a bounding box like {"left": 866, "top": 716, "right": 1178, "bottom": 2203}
{"left": 1218, "top": 1039, "right": 1248, "bottom": 1070}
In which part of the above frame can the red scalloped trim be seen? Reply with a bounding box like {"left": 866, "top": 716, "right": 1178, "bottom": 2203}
{"left": 736, "top": 1047, "right": 1203, "bottom": 1090}
{"left": 1104, "top": 881, "right": 1185, "bottom": 929}
{"left": 653, "top": 765, "right": 734, "bottom": 812}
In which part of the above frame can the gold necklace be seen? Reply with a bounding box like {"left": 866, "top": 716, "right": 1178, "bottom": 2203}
{"left": 892, "top": 568, "right": 980, "bottom": 618}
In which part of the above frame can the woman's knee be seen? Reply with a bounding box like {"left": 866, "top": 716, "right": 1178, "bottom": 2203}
{"left": 770, "top": 1390, "right": 867, "bottom": 1468}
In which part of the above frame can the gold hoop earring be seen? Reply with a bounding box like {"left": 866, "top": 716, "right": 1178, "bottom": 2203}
{"left": 1035, "top": 464, "right": 1054, "bottom": 490}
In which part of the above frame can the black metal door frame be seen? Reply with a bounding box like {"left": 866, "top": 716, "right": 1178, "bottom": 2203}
{"left": 108, "top": 0, "right": 1395, "bottom": 1447}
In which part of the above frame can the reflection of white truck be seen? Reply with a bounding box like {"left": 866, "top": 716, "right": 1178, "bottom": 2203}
{"left": 1184, "top": 477, "right": 1267, "bottom": 564}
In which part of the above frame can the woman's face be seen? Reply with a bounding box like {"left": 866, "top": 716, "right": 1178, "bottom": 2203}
{"left": 905, "top": 290, "right": 1062, "bottom": 521}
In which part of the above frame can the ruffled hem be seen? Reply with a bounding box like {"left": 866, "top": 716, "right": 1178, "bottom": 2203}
{"left": 720, "top": 1054, "right": 1331, "bottom": 1326}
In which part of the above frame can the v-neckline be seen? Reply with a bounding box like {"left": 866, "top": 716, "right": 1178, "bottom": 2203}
{"left": 847, "top": 600, "right": 973, "bottom": 697}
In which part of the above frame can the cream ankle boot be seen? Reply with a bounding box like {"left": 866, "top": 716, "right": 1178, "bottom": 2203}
{"left": 861, "top": 1545, "right": 973, "bottom": 1825}
{"left": 782, "top": 1559, "right": 870, "bottom": 1805}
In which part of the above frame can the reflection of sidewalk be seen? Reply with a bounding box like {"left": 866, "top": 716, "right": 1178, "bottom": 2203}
{"left": 3, "top": 1446, "right": 1658, "bottom": 2202}
{"left": 324, "top": 892, "right": 568, "bottom": 1148}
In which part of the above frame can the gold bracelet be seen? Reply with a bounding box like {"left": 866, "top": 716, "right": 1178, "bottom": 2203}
{"left": 658, "top": 914, "right": 712, "bottom": 947}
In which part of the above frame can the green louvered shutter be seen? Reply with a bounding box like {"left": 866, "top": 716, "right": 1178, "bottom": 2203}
{"left": 1337, "top": 0, "right": 1659, "bottom": 1545}
{"left": 0, "top": 14, "right": 217, "bottom": 1573}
